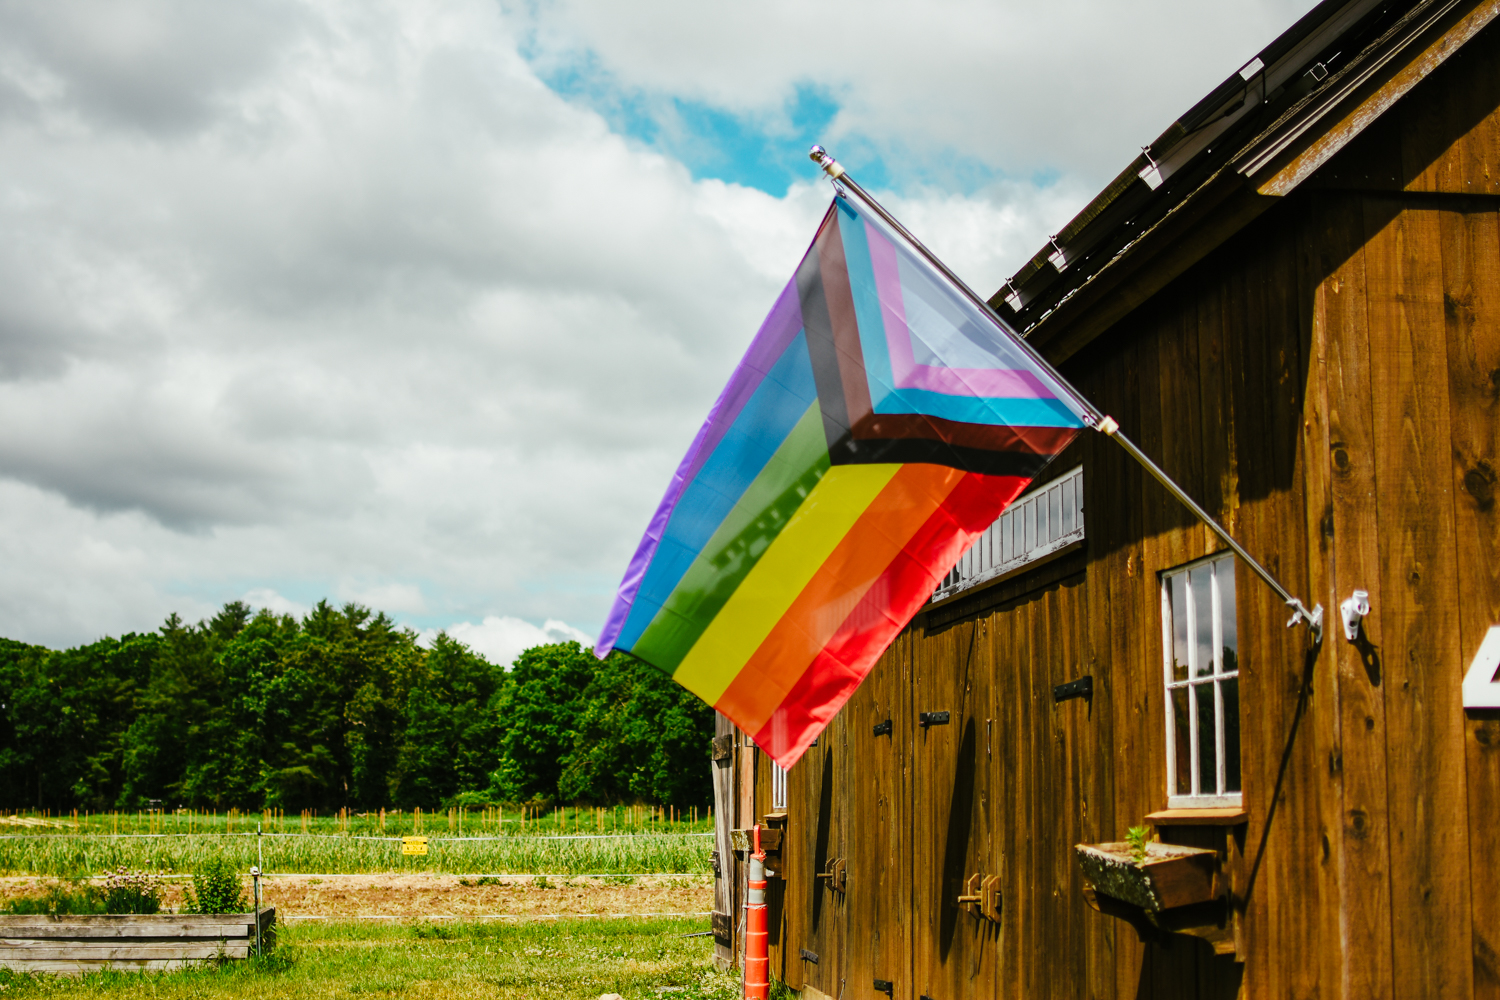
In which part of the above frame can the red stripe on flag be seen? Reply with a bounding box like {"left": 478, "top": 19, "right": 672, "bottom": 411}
{"left": 748, "top": 470, "right": 1031, "bottom": 767}
{"left": 714, "top": 463, "right": 978, "bottom": 734}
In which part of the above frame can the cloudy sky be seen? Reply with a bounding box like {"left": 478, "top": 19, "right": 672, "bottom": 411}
{"left": 0, "top": 0, "right": 1317, "bottom": 663}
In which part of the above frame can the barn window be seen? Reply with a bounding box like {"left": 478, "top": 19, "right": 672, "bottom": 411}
{"left": 933, "top": 465, "right": 1084, "bottom": 601}
{"left": 770, "top": 760, "right": 787, "bottom": 810}
{"left": 1161, "top": 553, "right": 1242, "bottom": 807}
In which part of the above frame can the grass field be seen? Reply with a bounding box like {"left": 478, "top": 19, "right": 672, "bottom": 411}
{"left": 0, "top": 832, "right": 711, "bottom": 878}
{"left": 0, "top": 809, "right": 713, "bottom": 877}
{"left": 0, "top": 916, "right": 743, "bottom": 999}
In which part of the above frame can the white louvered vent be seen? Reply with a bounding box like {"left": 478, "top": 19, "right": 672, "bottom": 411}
{"left": 932, "top": 465, "right": 1084, "bottom": 603}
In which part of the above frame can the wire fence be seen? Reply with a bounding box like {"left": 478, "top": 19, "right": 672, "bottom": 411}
{"left": 0, "top": 831, "right": 714, "bottom": 878}
{"left": 0, "top": 832, "right": 713, "bottom": 841}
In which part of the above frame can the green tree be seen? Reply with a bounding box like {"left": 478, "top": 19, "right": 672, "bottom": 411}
{"left": 488, "top": 642, "right": 596, "bottom": 803}
{"left": 558, "top": 654, "right": 713, "bottom": 806}
{"left": 390, "top": 633, "right": 505, "bottom": 808}
{"left": 0, "top": 606, "right": 717, "bottom": 811}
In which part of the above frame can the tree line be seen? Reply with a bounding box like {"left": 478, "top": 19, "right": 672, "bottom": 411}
{"left": 0, "top": 601, "right": 714, "bottom": 813}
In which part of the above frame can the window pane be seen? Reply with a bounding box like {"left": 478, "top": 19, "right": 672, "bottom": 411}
{"left": 1222, "top": 677, "right": 1241, "bottom": 793}
{"left": 1172, "top": 686, "right": 1192, "bottom": 795}
{"left": 1196, "top": 682, "right": 1218, "bottom": 794}
{"left": 1191, "top": 563, "right": 1214, "bottom": 676}
{"left": 1170, "top": 574, "right": 1190, "bottom": 682}
{"left": 1218, "top": 556, "right": 1239, "bottom": 674}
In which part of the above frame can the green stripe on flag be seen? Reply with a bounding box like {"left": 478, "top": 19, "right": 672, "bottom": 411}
{"left": 634, "top": 402, "right": 829, "bottom": 671}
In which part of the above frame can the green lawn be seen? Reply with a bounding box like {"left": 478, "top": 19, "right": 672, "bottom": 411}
{"left": 0, "top": 917, "right": 740, "bottom": 1000}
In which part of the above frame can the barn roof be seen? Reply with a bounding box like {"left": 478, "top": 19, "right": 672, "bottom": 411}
{"left": 994, "top": 0, "right": 1500, "bottom": 362}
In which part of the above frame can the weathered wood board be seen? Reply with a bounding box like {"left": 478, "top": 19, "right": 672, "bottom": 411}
{"left": 0, "top": 910, "right": 274, "bottom": 975}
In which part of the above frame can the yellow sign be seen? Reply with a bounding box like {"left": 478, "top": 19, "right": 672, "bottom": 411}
{"left": 402, "top": 836, "right": 428, "bottom": 856}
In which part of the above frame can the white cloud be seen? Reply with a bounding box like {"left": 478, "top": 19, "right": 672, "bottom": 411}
{"left": 337, "top": 582, "right": 428, "bottom": 615}
{"left": 423, "top": 616, "right": 593, "bottom": 666}
{"left": 242, "top": 587, "right": 310, "bottom": 618}
{"left": 520, "top": 0, "right": 1322, "bottom": 185}
{"left": 0, "top": 0, "right": 1322, "bottom": 650}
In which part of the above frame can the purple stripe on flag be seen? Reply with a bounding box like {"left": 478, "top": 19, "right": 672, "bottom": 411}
{"left": 864, "top": 217, "right": 1060, "bottom": 400}
{"left": 594, "top": 277, "right": 805, "bottom": 658}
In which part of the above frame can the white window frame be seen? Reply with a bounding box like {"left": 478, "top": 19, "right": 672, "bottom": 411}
{"left": 770, "top": 760, "right": 787, "bottom": 810}
{"left": 1160, "top": 553, "right": 1243, "bottom": 808}
{"left": 932, "top": 465, "right": 1084, "bottom": 602}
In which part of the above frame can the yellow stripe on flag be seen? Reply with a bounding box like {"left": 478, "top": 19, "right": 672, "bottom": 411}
{"left": 671, "top": 463, "right": 901, "bottom": 704}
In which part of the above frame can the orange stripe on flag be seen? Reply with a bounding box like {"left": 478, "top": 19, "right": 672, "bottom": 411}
{"left": 752, "top": 470, "right": 1031, "bottom": 765}
{"left": 713, "top": 462, "right": 970, "bottom": 733}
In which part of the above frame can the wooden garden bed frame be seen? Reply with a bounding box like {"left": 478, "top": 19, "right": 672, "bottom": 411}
{"left": 0, "top": 909, "right": 275, "bottom": 975}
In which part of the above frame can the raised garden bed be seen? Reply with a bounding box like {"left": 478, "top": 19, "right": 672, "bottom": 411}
{"left": 1074, "top": 842, "right": 1217, "bottom": 912}
{"left": 0, "top": 909, "right": 274, "bottom": 975}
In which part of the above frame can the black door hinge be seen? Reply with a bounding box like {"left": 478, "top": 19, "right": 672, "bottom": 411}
{"left": 873, "top": 719, "right": 892, "bottom": 736}
{"left": 919, "top": 710, "right": 950, "bottom": 727}
{"left": 873, "top": 979, "right": 894, "bottom": 996}
{"left": 800, "top": 948, "right": 819, "bottom": 964}
{"left": 1053, "top": 676, "right": 1093, "bottom": 703}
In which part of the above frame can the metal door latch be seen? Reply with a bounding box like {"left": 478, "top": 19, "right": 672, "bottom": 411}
{"left": 800, "top": 948, "right": 819, "bottom": 964}
{"left": 919, "top": 710, "right": 950, "bottom": 727}
{"left": 814, "top": 857, "right": 847, "bottom": 893}
{"left": 956, "top": 872, "right": 1002, "bottom": 923}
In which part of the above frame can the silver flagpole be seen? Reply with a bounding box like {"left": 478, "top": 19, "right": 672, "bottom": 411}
{"left": 808, "top": 145, "right": 1324, "bottom": 642}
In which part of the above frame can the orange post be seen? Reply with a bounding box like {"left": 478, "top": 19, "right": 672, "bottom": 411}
{"left": 744, "top": 824, "right": 769, "bottom": 999}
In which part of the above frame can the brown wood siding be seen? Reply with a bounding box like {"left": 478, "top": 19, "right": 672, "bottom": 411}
{"left": 723, "top": 24, "right": 1500, "bottom": 998}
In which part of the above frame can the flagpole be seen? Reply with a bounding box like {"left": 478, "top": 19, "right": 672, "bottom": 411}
{"left": 809, "top": 145, "right": 1324, "bottom": 642}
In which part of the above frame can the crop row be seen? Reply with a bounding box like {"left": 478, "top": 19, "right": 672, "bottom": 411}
{"left": 0, "top": 832, "right": 713, "bottom": 877}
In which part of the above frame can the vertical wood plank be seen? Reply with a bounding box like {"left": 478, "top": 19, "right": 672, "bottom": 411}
{"left": 1223, "top": 209, "right": 1327, "bottom": 1000}
{"left": 1363, "top": 198, "right": 1475, "bottom": 1000}
{"left": 1437, "top": 200, "right": 1500, "bottom": 999}
{"left": 713, "top": 712, "right": 736, "bottom": 970}
{"left": 1317, "top": 191, "right": 1397, "bottom": 1000}
{"left": 1298, "top": 192, "right": 1355, "bottom": 1000}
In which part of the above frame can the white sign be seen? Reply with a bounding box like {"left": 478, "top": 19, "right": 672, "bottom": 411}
{"left": 1463, "top": 626, "right": 1500, "bottom": 709}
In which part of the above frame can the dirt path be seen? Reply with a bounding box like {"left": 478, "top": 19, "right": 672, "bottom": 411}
{"left": 0, "top": 873, "right": 714, "bottom": 920}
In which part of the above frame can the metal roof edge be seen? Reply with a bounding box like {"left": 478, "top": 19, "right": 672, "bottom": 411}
{"left": 998, "top": 0, "right": 1496, "bottom": 355}
{"left": 1239, "top": 0, "right": 1500, "bottom": 192}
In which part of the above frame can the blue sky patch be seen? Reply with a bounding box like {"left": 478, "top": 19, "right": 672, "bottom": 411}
{"left": 530, "top": 49, "right": 1037, "bottom": 197}
{"left": 534, "top": 50, "right": 894, "bottom": 195}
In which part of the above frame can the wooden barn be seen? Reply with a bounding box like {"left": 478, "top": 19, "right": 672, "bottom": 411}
{"left": 709, "top": 0, "right": 1500, "bottom": 997}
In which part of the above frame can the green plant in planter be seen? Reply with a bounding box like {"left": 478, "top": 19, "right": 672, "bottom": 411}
{"left": 99, "top": 867, "right": 167, "bottom": 914}
{"left": 183, "top": 856, "right": 247, "bottom": 914}
{"left": 1125, "top": 825, "right": 1153, "bottom": 866}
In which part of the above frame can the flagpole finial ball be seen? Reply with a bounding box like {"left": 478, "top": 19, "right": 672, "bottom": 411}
{"left": 809, "top": 145, "right": 845, "bottom": 180}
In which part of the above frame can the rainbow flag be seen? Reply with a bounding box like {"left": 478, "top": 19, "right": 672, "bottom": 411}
{"left": 595, "top": 195, "right": 1088, "bottom": 768}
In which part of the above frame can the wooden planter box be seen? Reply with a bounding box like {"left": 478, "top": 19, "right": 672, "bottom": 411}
{"left": 0, "top": 909, "right": 275, "bottom": 975}
{"left": 1075, "top": 842, "right": 1217, "bottom": 912}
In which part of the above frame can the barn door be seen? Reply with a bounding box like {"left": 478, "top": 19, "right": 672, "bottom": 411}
{"left": 842, "top": 638, "right": 913, "bottom": 999}
{"left": 910, "top": 618, "right": 993, "bottom": 999}
{"left": 783, "top": 707, "right": 848, "bottom": 997}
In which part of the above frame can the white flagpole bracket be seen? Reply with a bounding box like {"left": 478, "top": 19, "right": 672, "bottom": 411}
{"left": 806, "top": 145, "right": 1324, "bottom": 644}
